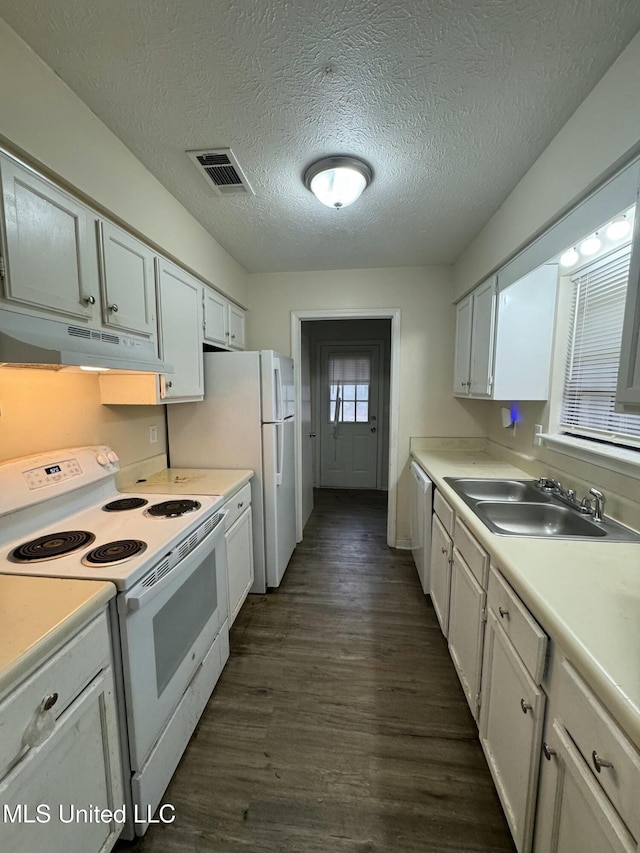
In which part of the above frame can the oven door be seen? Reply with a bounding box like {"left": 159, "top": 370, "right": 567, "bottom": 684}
{"left": 118, "top": 514, "right": 228, "bottom": 770}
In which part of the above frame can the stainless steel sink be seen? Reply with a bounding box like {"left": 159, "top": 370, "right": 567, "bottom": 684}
{"left": 475, "top": 501, "right": 606, "bottom": 538}
{"left": 443, "top": 476, "right": 640, "bottom": 542}
{"left": 446, "top": 478, "right": 550, "bottom": 503}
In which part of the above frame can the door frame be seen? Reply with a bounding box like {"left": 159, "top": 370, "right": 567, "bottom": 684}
{"left": 291, "top": 308, "right": 401, "bottom": 548}
{"left": 315, "top": 340, "right": 384, "bottom": 490}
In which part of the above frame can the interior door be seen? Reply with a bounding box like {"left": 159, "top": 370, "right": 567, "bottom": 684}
{"left": 319, "top": 344, "right": 380, "bottom": 488}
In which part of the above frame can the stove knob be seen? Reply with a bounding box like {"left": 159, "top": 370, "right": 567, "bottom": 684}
{"left": 96, "top": 453, "right": 109, "bottom": 467}
{"left": 107, "top": 451, "right": 119, "bottom": 464}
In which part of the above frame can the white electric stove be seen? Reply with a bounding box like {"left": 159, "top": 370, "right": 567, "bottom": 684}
{"left": 0, "top": 446, "right": 230, "bottom": 838}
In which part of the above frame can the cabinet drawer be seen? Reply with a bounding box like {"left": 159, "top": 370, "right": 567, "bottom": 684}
{"left": 224, "top": 482, "right": 252, "bottom": 530}
{"left": 0, "top": 612, "right": 111, "bottom": 778}
{"left": 434, "top": 490, "right": 455, "bottom": 536}
{"left": 487, "top": 566, "right": 547, "bottom": 684}
{"left": 454, "top": 517, "right": 489, "bottom": 588}
{"left": 557, "top": 659, "right": 640, "bottom": 841}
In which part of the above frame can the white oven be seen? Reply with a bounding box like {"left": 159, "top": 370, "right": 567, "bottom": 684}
{"left": 117, "top": 511, "right": 228, "bottom": 771}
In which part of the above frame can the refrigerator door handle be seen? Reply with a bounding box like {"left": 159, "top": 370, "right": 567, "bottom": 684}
{"left": 274, "top": 363, "right": 283, "bottom": 422}
{"left": 276, "top": 422, "right": 284, "bottom": 486}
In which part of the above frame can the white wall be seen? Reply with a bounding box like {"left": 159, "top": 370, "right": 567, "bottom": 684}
{"left": 454, "top": 30, "right": 640, "bottom": 300}
{"left": 0, "top": 19, "right": 248, "bottom": 306}
{"left": 247, "top": 267, "right": 490, "bottom": 544}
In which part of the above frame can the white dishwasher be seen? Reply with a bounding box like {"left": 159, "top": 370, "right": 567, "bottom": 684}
{"left": 411, "top": 461, "right": 433, "bottom": 594}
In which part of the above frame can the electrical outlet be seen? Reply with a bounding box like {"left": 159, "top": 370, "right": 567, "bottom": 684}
{"left": 533, "top": 424, "right": 543, "bottom": 446}
{"left": 149, "top": 425, "right": 158, "bottom": 444}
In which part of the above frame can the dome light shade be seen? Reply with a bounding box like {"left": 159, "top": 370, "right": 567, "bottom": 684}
{"left": 560, "top": 247, "right": 579, "bottom": 267}
{"left": 304, "top": 156, "right": 372, "bottom": 209}
{"left": 606, "top": 215, "right": 631, "bottom": 241}
{"left": 580, "top": 233, "right": 601, "bottom": 256}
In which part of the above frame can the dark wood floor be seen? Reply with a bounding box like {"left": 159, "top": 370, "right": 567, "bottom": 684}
{"left": 128, "top": 489, "right": 515, "bottom": 852}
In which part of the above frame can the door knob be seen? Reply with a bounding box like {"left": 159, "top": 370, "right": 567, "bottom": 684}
{"left": 371, "top": 427, "right": 376, "bottom": 433}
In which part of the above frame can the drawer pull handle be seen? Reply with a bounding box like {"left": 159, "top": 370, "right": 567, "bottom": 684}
{"left": 543, "top": 742, "right": 556, "bottom": 761}
{"left": 592, "top": 751, "right": 614, "bottom": 774}
{"left": 520, "top": 698, "right": 532, "bottom": 714}
{"left": 499, "top": 607, "right": 509, "bottom": 619}
{"left": 41, "top": 693, "right": 58, "bottom": 712}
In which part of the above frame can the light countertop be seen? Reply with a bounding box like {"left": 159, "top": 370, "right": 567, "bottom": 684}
{"left": 412, "top": 448, "right": 640, "bottom": 751}
{"left": 0, "top": 575, "right": 115, "bottom": 696}
{"left": 121, "top": 468, "right": 253, "bottom": 501}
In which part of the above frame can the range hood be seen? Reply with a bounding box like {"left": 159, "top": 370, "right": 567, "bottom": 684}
{"left": 0, "top": 309, "right": 172, "bottom": 373}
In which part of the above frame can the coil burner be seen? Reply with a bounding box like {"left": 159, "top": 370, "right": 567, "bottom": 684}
{"left": 82, "top": 539, "right": 147, "bottom": 566}
{"left": 145, "top": 499, "right": 201, "bottom": 518}
{"left": 10, "top": 531, "right": 96, "bottom": 563}
{"left": 102, "top": 497, "right": 149, "bottom": 512}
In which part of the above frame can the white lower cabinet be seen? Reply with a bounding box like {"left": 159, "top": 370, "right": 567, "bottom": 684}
{"left": 448, "top": 547, "right": 486, "bottom": 721}
{"left": 429, "top": 511, "right": 453, "bottom": 637}
{"left": 478, "top": 564, "right": 549, "bottom": 853}
{"left": 0, "top": 611, "right": 123, "bottom": 853}
{"left": 534, "top": 659, "right": 640, "bottom": 853}
{"left": 224, "top": 482, "right": 254, "bottom": 625}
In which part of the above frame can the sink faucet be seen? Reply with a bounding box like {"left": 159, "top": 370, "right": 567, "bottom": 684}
{"left": 589, "top": 487, "right": 606, "bottom": 522}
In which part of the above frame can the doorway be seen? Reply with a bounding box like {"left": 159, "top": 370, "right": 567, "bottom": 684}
{"left": 291, "top": 309, "right": 400, "bottom": 548}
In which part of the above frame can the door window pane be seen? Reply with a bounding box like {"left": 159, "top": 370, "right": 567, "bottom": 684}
{"left": 356, "top": 402, "right": 369, "bottom": 422}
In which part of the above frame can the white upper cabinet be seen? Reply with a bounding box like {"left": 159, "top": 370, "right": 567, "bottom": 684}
{"left": 616, "top": 210, "right": 640, "bottom": 411}
{"left": 203, "top": 288, "right": 246, "bottom": 350}
{"left": 156, "top": 259, "right": 204, "bottom": 400}
{"left": 453, "top": 294, "right": 473, "bottom": 394}
{"left": 98, "top": 221, "right": 156, "bottom": 337}
{"left": 0, "top": 155, "right": 100, "bottom": 322}
{"left": 454, "top": 266, "right": 557, "bottom": 400}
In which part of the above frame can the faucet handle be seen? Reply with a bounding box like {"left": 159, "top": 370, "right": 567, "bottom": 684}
{"left": 589, "top": 488, "right": 606, "bottom": 522}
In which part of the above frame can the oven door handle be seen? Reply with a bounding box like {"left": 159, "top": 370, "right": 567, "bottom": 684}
{"left": 124, "top": 513, "right": 226, "bottom": 612}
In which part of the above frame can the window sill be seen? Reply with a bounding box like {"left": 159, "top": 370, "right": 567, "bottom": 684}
{"left": 541, "top": 434, "right": 640, "bottom": 480}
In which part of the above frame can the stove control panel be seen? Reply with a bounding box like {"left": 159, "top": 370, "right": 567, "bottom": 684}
{"left": 24, "top": 458, "right": 83, "bottom": 490}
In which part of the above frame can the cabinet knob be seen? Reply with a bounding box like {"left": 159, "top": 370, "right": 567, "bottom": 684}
{"left": 231, "top": 334, "right": 236, "bottom": 339}
{"left": 520, "top": 698, "right": 532, "bottom": 714}
{"left": 166, "top": 380, "right": 173, "bottom": 389}
{"left": 82, "top": 294, "right": 96, "bottom": 305}
{"left": 41, "top": 692, "right": 58, "bottom": 711}
{"left": 542, "top": 742, "right": 556, "bottom": 761}
{"left": 441, "top": 547, "right": 448, "bottom": 554}
{"left": 592, "top": 751, "right": 614, "bottom": 773}
{"left": 108, "top": 302, "right": 119, "bottom": 313}
{"left": 238, "top": 501, "right": 244, "bottom": 509}
{"left": 498, "top": 607, "right": 509, "bottom": 619}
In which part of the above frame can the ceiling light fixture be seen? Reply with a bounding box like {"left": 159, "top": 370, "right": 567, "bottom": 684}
{"left": 580, "top": 233, "right": 601, "bottom": 256}
{"left": 560, "top": 247, "right": 579, "bottom": 267}
{"left": 606, "top": 215, "right": 632, "bottom": 241}
{"left": 303, "top": 156, "right": 373, "bottom": 209}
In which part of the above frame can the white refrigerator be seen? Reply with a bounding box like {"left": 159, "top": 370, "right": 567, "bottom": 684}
{"left": 167, "top": 350, "right": 296, "bottom": 593}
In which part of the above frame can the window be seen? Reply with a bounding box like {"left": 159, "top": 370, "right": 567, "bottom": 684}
{"left": 328, "top": 353, "right": 371, "bottom": 423}
{"left": 561, "top": 244, "right": 640, "bottom": 448}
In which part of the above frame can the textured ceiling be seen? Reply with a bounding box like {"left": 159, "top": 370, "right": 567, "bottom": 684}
{"left": 1, "top": 1, "right": 639, "bottom": 273}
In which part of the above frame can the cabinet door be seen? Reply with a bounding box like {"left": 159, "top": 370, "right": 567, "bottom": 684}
{"left": 99, "top": 220, "right": 156, "bottom": 336}
{"left": 616, "top": 208, "right": 640, "bottom": 411}
{"left": 0, "top": 156, "right": 99, "bottom": 321}
{"left": 156, "top": 260, "right": 204, "bottom": 400}
{"left": 228, "top": 303, "right": 246, "bottom": 350}
{"left": 226, "top": 505, "right": 254, "bottom": 626}
{"left": 453, "top": 293, "right": 473, "bottom": 395}
{"left": 203, "top": 288, "right": 229, "bottom": 346}
{"left": 469, "top": 276, "right": 497, "bottom": 396}
{"left": 448, "top": 548, "right": 486, "bottom": 722}
{"left": 533, "top": 721, "right": 636, "bottom": 853}
{"left": 0, "top": 667, "right": 123, "bottom": 853}
{"left": 479, "top": 609, "right": 546, "bottom": 853}
{"left": 429, "top": 513, "right": 453, "bottom": 637}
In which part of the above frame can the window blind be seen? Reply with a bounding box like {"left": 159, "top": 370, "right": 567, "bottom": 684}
{"left": 561, "top": 245, "right": 640, "bottom": 447}
{"left": 328, "top": 353, "right": 371, "bottom": 384}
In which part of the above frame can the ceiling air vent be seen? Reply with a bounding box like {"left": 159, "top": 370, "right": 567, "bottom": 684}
{"left": 187, "top": 148, "right": 254, "bottom": 196}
